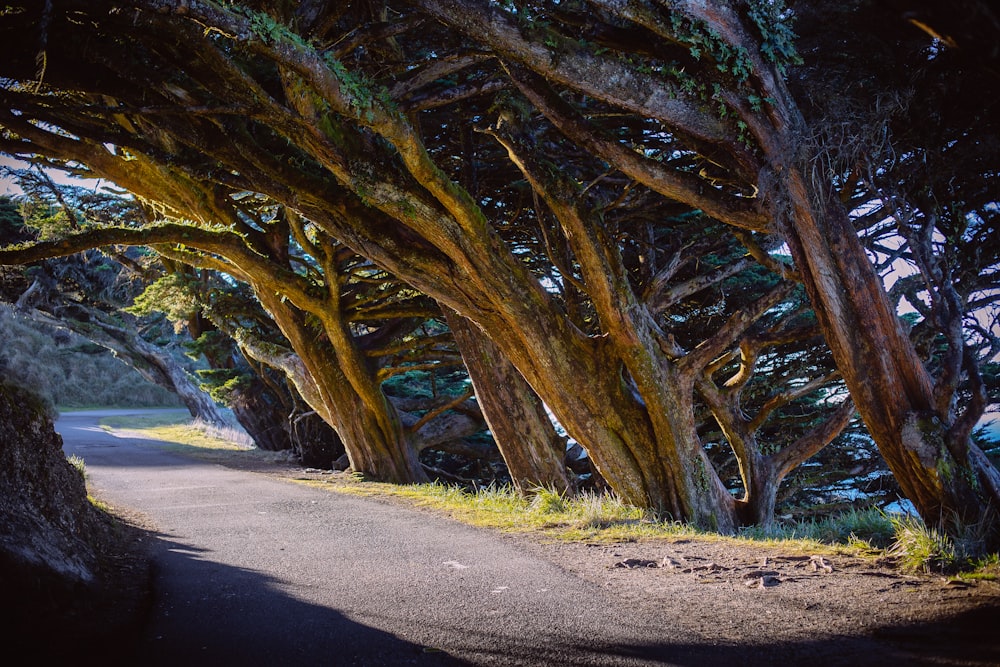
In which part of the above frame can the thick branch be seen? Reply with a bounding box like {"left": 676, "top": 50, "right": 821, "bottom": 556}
{"left": 506, "top": 66, "right": 770, "bottom": 232}
{"left": 772, "top": 398, "right": 857, "bottom": 479}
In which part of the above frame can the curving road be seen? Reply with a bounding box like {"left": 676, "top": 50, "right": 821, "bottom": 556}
{"left": 56, "top": 410, "right": 695, "bottom": 667}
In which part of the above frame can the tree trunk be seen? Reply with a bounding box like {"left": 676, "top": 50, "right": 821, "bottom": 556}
{"left": 225, "top": 376, "right": 292, "bottom": 452}
{"left": 286, "top": 407, "right": 346, "bottom": 469}
{"left": 775, "top": 170, "right": 1000, "bottom": 530}
{"left": 17, "top": 304, "right": 226, "bottom": 427}
{"left": 126, "top": 333, "right": 227, "bottom": 427}
{"left": 240, "top": 295, "right": 428, "bottom": 484}
{"left": 445, "top": 308, "right": 571, "bottom": 494}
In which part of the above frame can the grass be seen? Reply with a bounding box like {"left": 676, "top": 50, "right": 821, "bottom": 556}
{"left": 67, "top": 454, "right": 87, "bottom": 478}
{"left": 295, "top": 477, "right": 880, "bottom": 552}
{"left": 99, "top": 412, "right": 255, "bottom": 451}
{"left": 313, "top": 479, "right": 703, "bottom": 542}
{"left": 741, "top": 506, "right": 897, "bottom": 548}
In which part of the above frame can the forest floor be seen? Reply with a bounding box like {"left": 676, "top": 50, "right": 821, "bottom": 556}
{"left": 63, "top": 439, "right": 1000, "bottom": 665}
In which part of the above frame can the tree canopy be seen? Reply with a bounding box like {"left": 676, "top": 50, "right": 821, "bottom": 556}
{"left": 0, "top": 0, "right": 997, "bottom": 540}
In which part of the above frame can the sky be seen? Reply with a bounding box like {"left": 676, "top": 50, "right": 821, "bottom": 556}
{"left": 0, "top": 153, "right": 91, "bottom": 196}
{"left": 0, "top": 153, "right": 23, "bottom": 195}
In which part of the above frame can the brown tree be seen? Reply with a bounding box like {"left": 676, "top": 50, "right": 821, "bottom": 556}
{"left": 1, "top": 0, "right": 994, "bottom": 535}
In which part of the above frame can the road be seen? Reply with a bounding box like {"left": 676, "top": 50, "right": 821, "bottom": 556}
{"left": 56, "top": 410, "right": 696, "bottom": 667}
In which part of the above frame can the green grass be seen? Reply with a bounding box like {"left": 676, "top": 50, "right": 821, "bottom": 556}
{"left": 67, "top": 454, "right": 87, "bottom": 478}
{"left": 319, "top": 480, "right": 699, "bottom": 542}
{"left": 99, "top": 413, "right": 254, "bottom": 451}
{"left": 885, "top": 513, "right": 1000, "bottom": 576}
{"left": 295, "top": 478, "right": 870, "bottom": 551}
{"left": 741, "top": 506, "right": 897, "bottom": 548}
{"left": 887, "top": 514, "right": 958, "bottom": 573}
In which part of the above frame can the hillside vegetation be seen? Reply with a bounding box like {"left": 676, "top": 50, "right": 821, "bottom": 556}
{"left": 0, "top": 305, "right": 182, "bottom": 410}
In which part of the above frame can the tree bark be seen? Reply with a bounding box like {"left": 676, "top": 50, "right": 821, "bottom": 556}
{"left": 237, "top": 294, "right": 428, "bottom": 484}
{"left": 445, "top": 308, "right": 571, "bottom": 494}
{"left": 773, "top": 176, "right": 1000, "bottom": 528}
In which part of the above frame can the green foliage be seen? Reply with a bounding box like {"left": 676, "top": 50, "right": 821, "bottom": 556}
{"left": 668, "top": 12, "right": 754, "bottom": 83}
{"left": 195, "top": 367, "right": 248, "bottom": 404}
{"left": 321, "top": 52, "right": 395, "bottom": 122}
{"left": 125, "top": 274, "right": 199, "bottom": 322}
{"left": 745, "top": 0, "right": 802, "bottom": 72}
{"left": 229, "top": 4, "right": 308, "bottom": 49}
{"left": 0, "top": 195, "right": 25, "bottom": 240}
{"left": 888, "top": 515, "right": 960, "bottom": 573}
{"left": 381, "top": 368, "right": 470, "bottom": 401}
{"left": 18, "top": 200, "right": 74, "bottom": 241}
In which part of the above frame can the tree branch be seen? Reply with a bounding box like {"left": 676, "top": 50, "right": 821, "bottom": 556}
{"left": 505, "top": 66, "right": 770, "bottom": 232}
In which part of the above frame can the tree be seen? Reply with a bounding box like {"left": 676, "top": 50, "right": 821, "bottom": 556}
{"left": 128, "top": 268, "right": 346, "bottom": 465}
{"left": 791, "top": 0, "right": 1000, "bottom": 517}
{"left": 405, "top": 0, "right": 1000, "bottom": 534}
{"left": 0, "top": 186, "right": 227, "bottom": 426}
{"left": 0, "top": 0, "right": 994, "bottom": 535}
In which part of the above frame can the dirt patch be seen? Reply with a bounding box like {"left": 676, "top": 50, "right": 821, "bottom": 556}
{"left": 518, "top": 536, "right": 1000, "bottom": 665}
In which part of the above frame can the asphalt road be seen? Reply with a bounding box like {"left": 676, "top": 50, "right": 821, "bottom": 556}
{"left": 56, "top": 410, "right": 696, "bottom": 667}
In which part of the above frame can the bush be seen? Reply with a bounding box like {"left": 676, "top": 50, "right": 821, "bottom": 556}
{"left": 888, "top": 515, "right": 960, "bottom": 573}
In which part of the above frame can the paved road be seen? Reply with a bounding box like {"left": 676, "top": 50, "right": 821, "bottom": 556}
{"left": 56, "top": 410, "right": 695, "bottom": 667}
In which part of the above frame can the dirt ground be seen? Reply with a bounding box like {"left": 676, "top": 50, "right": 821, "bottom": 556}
{"left": 519, "top": 536, "right": 1000, "bottom": 665}
{"left": 64, "top": 447, "right": 1000, "bottom": 665}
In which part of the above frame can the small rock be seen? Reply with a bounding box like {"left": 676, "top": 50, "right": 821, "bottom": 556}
{"left": 613, "top": 558, "right": 660, "bottom": 569}
{"left": 810, "top": 555, "right": 833, "bottom": 573}
{"left": 745, "top": 575, "right": 781, "bottom": 589}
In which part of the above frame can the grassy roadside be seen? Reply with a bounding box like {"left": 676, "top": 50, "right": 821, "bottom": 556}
{"left": 97, "top": 412, "right": 1000, "bottom": 579}
{"left": 98, "top": 412, "right": 254, "bottom": 451}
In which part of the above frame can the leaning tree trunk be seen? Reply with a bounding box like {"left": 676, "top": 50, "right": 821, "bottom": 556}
{"left": 16, "top": 304, "right": 226, "bottom": 427}
{"left": 775, "top": 169, "right": 1000, "bottom": 530}
{"left": 445, "top": 308, "right": 571, "bottom": 494}
{"left": 125, "top": 332, "right": 227, "bottom": 427}
{"left": 239, "top": 294, "right": 428, "bottom": 484}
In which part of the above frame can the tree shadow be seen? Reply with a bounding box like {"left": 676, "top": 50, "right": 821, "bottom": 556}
{"left": 603, "top": 605, "right": 1000, "bottom": 666}
{"left": 65, "top": 529, "right": 470, "bottom": 667}
{"left": 387, "top": 603, "right": 1000, "bottom": 666}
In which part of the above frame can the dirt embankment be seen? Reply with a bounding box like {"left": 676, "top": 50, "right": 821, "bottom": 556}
{"left": 0, "top": 385, "right": 151, "bottom": 660}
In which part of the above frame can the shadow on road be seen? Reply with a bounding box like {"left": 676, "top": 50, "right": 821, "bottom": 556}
{"left": 433, "top": 609, "right": 1000, "bottom": 667}
{"left": 55, "top": 527, "right": 471, "bottom": 667}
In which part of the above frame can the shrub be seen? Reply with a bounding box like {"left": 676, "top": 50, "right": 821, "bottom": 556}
{"left": 888, "top": 515, "right": 960, "bottom": 573}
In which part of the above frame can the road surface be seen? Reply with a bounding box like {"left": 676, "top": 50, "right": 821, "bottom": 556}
{"left": 56, "top": 410, "right": 699, "bottom": 667}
